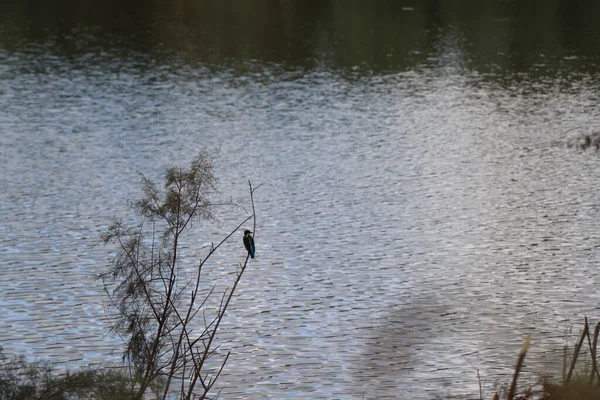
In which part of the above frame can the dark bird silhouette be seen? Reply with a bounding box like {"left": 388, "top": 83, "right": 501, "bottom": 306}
{"left": 243, "top": 230, "right": 255, "bottom": 259}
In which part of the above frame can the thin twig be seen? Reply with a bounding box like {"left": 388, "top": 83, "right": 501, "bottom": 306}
{"left": 566, "top": 318, "right": 589, "bottom": 384}
{"left": 187, "top": 181, "right": 260, "bottom": 400}
{"left": 586, "top": 318, "right": 598, "bottom": 384}
{"left": 591, "top": 321, "right": 600, "bottom": 384}
{"left": 476, "top": 368, "right": 483, "bottom": 400}
{"left": 464, "top": 356, "right": 484, "bottom": 400}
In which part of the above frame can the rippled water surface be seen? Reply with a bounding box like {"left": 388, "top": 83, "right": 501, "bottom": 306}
{"left": 3, "top": 1, "right": 600, "bottom": 398}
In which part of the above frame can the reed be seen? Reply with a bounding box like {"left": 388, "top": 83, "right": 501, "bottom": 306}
{"left": 493, "top": 317, "right": 600, "bottom": 400}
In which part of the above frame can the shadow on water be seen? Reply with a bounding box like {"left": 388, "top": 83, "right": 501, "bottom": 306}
{"left": 356, "top": 296, "right": 454, "bottom": 396}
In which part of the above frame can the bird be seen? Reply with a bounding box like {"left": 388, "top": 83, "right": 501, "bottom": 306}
{"left": 243, "top": 230, "right": 255, "bottom": 259}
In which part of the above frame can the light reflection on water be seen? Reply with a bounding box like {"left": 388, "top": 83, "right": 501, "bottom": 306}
{"left": 2, "top": 41, "right": 600, "bottom": 398}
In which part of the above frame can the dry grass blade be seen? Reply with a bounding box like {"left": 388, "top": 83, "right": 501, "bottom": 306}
{"left": 507, "top": 333, "right": 531, "bottom": 400}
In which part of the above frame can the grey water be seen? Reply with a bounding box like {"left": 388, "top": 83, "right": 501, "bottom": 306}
{"left": 3, "top": 1, "right": 600, "bottom": 398}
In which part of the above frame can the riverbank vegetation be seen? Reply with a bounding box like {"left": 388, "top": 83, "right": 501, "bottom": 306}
{"left": 490, "top": 317, "right": 600, "bottom": 400}
{"left": 0, "top": 347, "right": 138, "bottom": 399}
{"left": 5, "top": 320, "right": 600, "bottom": 399}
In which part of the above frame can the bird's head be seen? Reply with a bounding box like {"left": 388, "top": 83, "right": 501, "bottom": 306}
{"left": 244, "top": 230, "right": 252, "bottom": 236}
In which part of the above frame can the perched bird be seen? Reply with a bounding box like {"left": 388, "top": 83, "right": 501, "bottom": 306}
{"left": 243, "top": 230, "right": 255, "bottom": 259}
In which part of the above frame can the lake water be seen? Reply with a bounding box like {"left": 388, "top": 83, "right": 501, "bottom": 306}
{"left": 2, "top": 1, "right": 600, "bottom": 398}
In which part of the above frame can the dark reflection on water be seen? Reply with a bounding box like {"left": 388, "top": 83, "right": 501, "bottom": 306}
{"left": 3, "top": 0, "right": 600, "bottom": 76}
{"left": 3, "top": 1, "right": 600, "bottom": 398}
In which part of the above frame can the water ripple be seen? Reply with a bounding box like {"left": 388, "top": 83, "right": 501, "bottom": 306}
{"left": 2, "top": 45, "right": 600, "bottom": 398}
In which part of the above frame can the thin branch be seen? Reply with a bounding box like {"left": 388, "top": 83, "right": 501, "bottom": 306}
{"left": 566, "top": 318, "right": 589, "bottom": 384}
{"left": 206, "top": 352, "right": 231, "bottom": 393}
{"left": 591, "top": 321, "right": 600, "bottom": 384}
{"left": 188, "top": 181, "right": 259, "bottom": 400}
